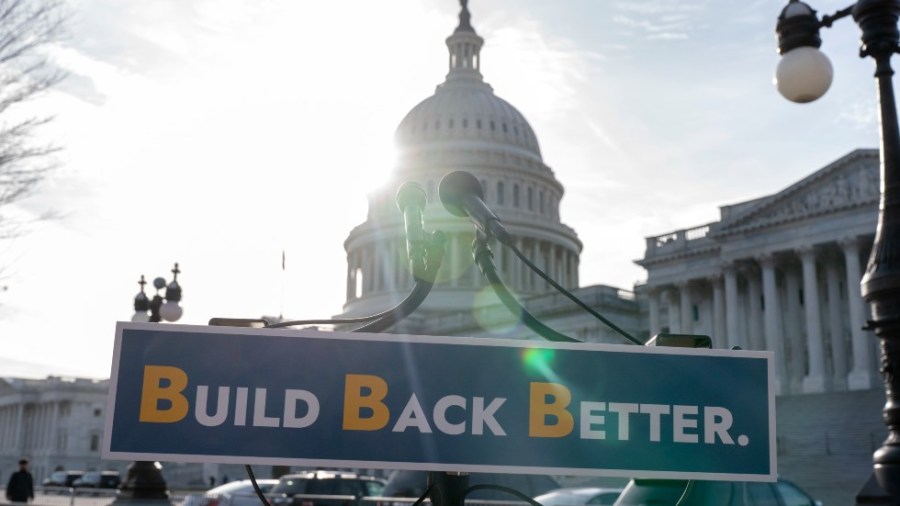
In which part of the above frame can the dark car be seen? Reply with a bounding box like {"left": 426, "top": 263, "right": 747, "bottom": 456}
{"left": 382, "top": 471, "right": 560, "bottom": 501}
{"left": 613, "top": 478, "right": 822, "bottom": 506}
{"left": 268, "top": 470, "right": 386, "bottom": 506}
{"left": 72, "top": 471, "right": 121, "bottom": 490}
{"left": 43, "top": 470, "right": 84, "bottom": 488}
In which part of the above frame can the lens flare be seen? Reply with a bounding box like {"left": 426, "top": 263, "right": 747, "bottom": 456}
{"left": 522, "top": 347, "right": 561, "bottom": 382}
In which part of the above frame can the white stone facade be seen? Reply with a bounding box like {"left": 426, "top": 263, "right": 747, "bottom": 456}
{"left": 636, "top": 149, "right": 881, "bottom": 395}
{"left": 0, "top": 376, "right": 123, "bottom": 484}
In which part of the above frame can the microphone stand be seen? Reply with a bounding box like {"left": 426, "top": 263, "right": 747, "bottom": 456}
{"left": 473, "top": 231, "right": 579, "bottom": 343}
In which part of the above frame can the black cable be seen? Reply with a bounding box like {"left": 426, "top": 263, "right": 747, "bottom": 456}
{"left": 676, "top": 480, "right": 695, "bottom": 506}
{"left": 412, "top": 483, "right": 435, "bottom": 506}
{"left": 245, "top": 465, "right": 271, "bottom": 506}
{"left": 473, "top": 237, "right": 579, "bottom": 343}
{"left": 265, "top": 285, "right": 424, "bottom": 329}
{"left": 352, "top": 280, "right": 434, "bottom": 332}
{"left": 506, "top": 242, "right": 643, "bottom": 345}
{"left": 463, "top": 484, "right": 545, "bottom": 506}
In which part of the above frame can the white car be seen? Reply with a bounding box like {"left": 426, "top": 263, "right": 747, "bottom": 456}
{"left": 182, "top": 479, "right": 279, "bottom": 506}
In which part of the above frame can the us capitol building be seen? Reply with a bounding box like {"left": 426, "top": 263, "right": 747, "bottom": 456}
{"left": 0, "top": 2, "right": 888, "bottom": 504}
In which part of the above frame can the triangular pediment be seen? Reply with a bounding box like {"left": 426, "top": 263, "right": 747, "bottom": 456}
{"left": 712, "top": 149, "right": 879, "bottom": 237}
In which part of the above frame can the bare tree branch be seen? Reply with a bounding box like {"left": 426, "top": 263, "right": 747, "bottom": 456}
{"left": 0, "top": 0, "right": 67, "bottom": 281}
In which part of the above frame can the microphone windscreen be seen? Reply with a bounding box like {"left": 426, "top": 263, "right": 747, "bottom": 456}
{"left": 439, "top": 171, "right": 484, "bottom": 217}
{"left": 396, "top": 182, "right": 427, "bottom": 212}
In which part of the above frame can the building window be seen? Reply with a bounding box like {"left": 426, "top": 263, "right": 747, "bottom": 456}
{"left": 527, "top": 187, "right": 533, "bottom": 210}
{"left": 90, "top": 434, "right": 100, "bottom": 452}
{"left": 502, "top": 123, "right": 508, "bottom": 133}
{"left": 513, "top": 184, "right": 520, "bottom": 207}
{"left": 94, "top": 408, "right": 102, "bottom": 417}
{"left": 477, "top": 119, "right": 482, "bottom": 129}
{"left": 490, "top": 120, "right": 496, "bottom": 131}
{"left": 692, "top": 305, "right": 699, "bottom": 321}
{"left": 539, "top": 191, "right": 544, "bottom": 213}
{"left": 462, "top": 118, "right": 468, "bottom": 128}
{"left": 497, "top": 182, "right": 504, "bottom": 205}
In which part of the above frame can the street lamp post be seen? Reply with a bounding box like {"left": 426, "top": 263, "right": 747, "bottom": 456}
{"left": 115, "top": 263, "right": 184, "bottom": 505}
{"left": 132, "top": 263, "right": 184, "bottom": 323}
{"left": 774, "top": 0, "right": 900, "bottom": 498}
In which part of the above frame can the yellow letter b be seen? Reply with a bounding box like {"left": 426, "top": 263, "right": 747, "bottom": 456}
{"left": 529, "top": 382, "right": 573, "bottom": 437}
{"left": 343, "top": 374, "right": 389, "bottom": 430}
{"left": 139, "top": 365, "right": 189, "bottom": 423}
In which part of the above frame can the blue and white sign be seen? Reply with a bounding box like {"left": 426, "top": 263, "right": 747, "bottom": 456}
{"left": 105, "top": 322, "right": 775, "bottom": 481}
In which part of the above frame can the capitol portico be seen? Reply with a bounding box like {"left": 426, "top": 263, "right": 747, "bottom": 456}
{"left": 637, "top": 149, "right": 880, "bottom": 395}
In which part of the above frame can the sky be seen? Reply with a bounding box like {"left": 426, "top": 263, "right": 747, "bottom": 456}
{"left": 0, "top": 0, "right": 885, "bottom": 380}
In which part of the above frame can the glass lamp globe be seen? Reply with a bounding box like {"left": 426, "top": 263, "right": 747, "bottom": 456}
{"left": 159, "top": 301, "right": 183, "bottom": 322}
{"left": 131, "top": 311, "right": 150, "bottom": 323}
{"left": 774, "top": 46, "right": 833, "bottom": 103}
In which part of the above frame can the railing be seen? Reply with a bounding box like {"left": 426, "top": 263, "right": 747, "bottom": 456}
{"left": 644, "top": 223, "right": 716, "bottom": 258}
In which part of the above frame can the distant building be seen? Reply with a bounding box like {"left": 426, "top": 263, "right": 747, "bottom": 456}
{"left": 0, "top": 376, "right": 122, "bottom": 484}
{"left": 636, "top": 148, "right": 880, "bottom": 395}
{"left": 635, "top": 149, "right": 886, "bottom": 504}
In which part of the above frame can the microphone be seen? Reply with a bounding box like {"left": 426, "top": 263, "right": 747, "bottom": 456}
{"left": 439, "top": 171, "right": 512, "bottom": 244}
{"left": 396, "top": 182, "right": 428, "bottom": 278}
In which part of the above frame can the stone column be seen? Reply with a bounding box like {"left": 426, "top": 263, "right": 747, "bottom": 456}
{"left": 746, "top": 265, "right": 763, "bottom": 350}
{"left": 723, "top": 261, "right": 744, "bottom": 349}
{"left": 14, "top": 403, "right": 24, "bottom": 456}
{"left": 665, "top": 288, "right": 680, "bottom": 334}
{"left": 708, "top": 274, "right": 726, "bottom": 349}
{"left": 825, "top": 258, "right": 848, "bottom": 390}
{"left": 562, "top": 249, "right": 570, "bottom": 289}
{"left": 784, "top": 267, "right": 804, "bottom": 393}
{"left": 758, "top": 253, "right": 786, "bottom": 394}
{"left": 373, "top": 242, "right": 383, "bottom": 292}
{"left": 50, "top": 401, "right": 59, "bottom": 454}
{"left": 647, "top": 286, "right": 662, "bottom": 337}
{"left": 514, "top": 238, "right": 524, "bottom": 290}
{"left": 678, "top": 281, "right": 692, "bottom": 334}
{"left": 346, "top": 253, "right": 354, "bottom": 300}
{"left": 842, "top": 237, "right": 875, "bottom": 389}
{"left": 798, "top": 246, "right": 826, "bottom": 393}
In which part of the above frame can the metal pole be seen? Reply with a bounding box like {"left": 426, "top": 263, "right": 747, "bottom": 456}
{"left": 855, "top": 0, "right": 900, "bottom": 496}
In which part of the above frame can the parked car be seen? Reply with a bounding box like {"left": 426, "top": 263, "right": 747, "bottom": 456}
{"left": 613, "top": 478, "right": 822, "bottom": 506}
{"left": 268, "top": 470, "right": 386, "bottom": 506}
{"left": 43, "top": 470, "right": 84, "bottom": 488}
{"left": 534, "top": 487, "right": 623, "bottom": 506}
{"left": 382, "top": 471, "right": 560, "bottom": 501}
{"left": 183, "top": 479, "right": 279, "bottom": 506}
{"left": 72, "top": 471, "right": 121, "bottom": 489}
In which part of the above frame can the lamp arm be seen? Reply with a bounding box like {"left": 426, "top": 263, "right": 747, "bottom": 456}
{"left": 819, "top": 4, "right": 854, "bottom": 28}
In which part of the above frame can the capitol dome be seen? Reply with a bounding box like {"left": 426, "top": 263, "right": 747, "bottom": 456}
{"left": 342, "top": 1, "right": 582, "bottom": 334}
{"left": 394, "top": 78, "right": 543, "bottom": 161}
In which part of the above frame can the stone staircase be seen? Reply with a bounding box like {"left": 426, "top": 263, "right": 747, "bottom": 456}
{"left": 776, "top": 389, "right": 887, "bottom": 505}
